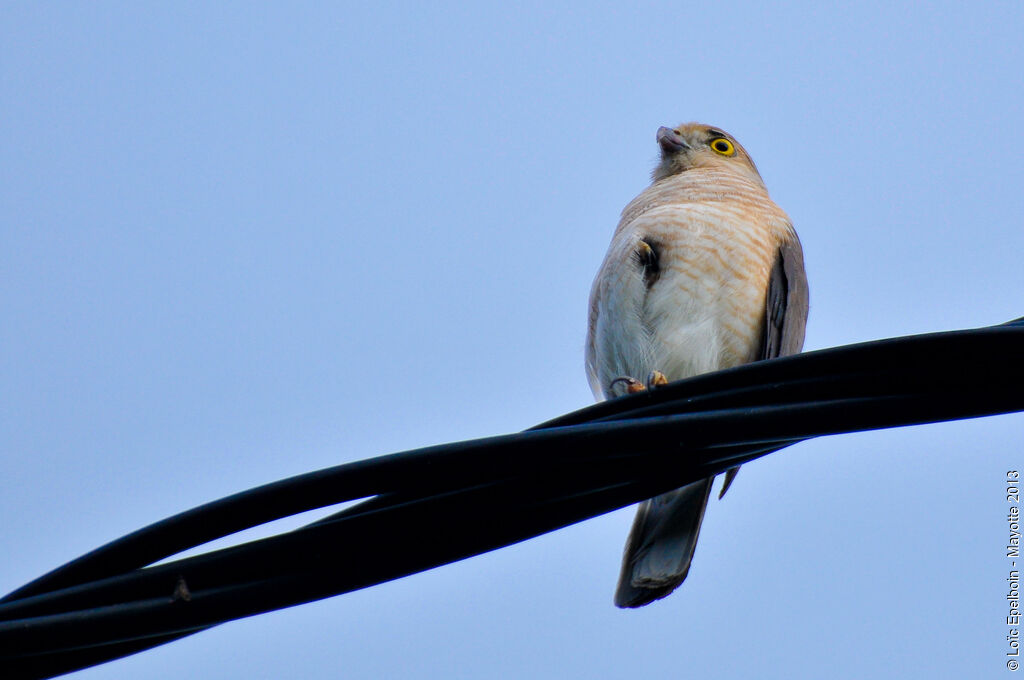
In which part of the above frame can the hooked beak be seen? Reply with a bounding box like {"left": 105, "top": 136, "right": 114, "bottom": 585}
{"left": 656, "top": 126, "right": 690, "bottom": 153}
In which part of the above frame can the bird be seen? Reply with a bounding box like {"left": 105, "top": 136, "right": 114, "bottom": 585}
{"left": 586, "top": 122, "right": 808, "bottom": 608}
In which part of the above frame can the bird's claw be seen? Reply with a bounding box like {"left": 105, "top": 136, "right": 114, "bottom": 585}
{"left": 647, "top": 370, "right": 668, "bottom": 389}
{"left": 609, "top": 376, "right": 646, "bottom": 395}
{"left": 609, "top": 371, "right": 668, "bottom": 396}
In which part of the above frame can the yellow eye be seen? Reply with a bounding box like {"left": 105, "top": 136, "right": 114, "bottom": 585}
{"left": 710, "top": 138, "right": 735, "bottom": 156}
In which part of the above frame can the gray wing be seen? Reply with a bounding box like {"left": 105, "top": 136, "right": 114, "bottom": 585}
{"left": 720, "top": 233, "right": 809, "bottom": 498}
{"left": 762, "top": 233, "right": 809, "bottom": 359}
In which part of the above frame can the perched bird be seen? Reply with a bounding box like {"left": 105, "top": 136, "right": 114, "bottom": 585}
{"left": 586, "top": 123, "right": 808, "bottom": 608}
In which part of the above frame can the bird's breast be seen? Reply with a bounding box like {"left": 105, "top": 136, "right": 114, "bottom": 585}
{"left": 587, "top": 169, "right": 794, "bottom": 398}
{"left": 635, "top": 203, "right": 774, "bottom": 374}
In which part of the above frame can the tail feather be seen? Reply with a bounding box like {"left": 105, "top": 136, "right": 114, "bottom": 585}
{"left": 613, "top": 477, "right": 714, "bottom": 608}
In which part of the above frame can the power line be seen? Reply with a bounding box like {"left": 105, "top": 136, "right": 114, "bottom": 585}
{"left": 2, "top": 319, "right": 1022, "bottom": 678}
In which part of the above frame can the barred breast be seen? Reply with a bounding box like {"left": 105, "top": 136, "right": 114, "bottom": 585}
{"left": 586, "top": 167, "right": 794, "bottom": 396}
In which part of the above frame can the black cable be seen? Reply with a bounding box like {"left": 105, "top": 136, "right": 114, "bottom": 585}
{"left": 2, "top": 320, "right": 1022, "bottom": 678}
{"left": 10, "top": 321, "right": 1018, "bottom": 603}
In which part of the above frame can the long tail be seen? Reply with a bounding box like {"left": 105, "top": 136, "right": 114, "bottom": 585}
{"left": 613, "top": 477, "right": 714, "bottom": 608}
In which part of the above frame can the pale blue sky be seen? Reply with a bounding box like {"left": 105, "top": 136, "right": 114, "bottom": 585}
{"left": 3, "top": 2, "right": 1024, "bottom": 678}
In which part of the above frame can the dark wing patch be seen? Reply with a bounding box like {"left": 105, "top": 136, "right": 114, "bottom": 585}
{"left": 760, "top": 236, "right": 809, "bottom": 361}
{"left": 634, "top": 238, "right": 661, "bottom": 289}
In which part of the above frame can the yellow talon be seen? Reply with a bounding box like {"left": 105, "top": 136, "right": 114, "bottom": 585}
{"left": 648, "top": 370, "right": 668, "bottom": 388}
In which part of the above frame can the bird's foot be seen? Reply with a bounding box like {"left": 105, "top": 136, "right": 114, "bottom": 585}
{"left": 647, "top": 370, "right": 668, "bottom": 389}
{"left": 609, "top": 371, "right": 668, "bottom": 396}
{"left": 609, "top": 376, "right": 646, "bottom": 395}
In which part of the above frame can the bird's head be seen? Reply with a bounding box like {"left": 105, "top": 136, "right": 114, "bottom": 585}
{"left": 652, "top": 123, "right": 763, "bottom": 184}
